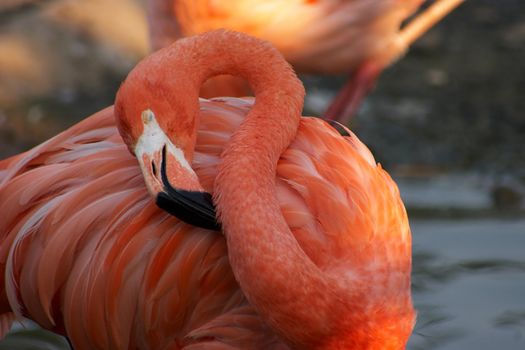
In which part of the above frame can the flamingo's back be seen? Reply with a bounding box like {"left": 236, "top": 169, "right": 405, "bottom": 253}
{"left": 0, "top": 98, "right": 411, "bottom": 348}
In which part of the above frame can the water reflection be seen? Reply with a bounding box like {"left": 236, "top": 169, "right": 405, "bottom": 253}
{"left": 408, "top": 219, "right": 525, "bottom": 349}
{"left": 413, "top": 251, "right": 525, "bottom": 292}
{"left": 494, "top": 310, "right": 525, "bottom": 339}
{"left": 410, "top": 251, "right": 525, "bottom": 349}
{"left": 410, "top": 304, "right": 465, "bottom": 350}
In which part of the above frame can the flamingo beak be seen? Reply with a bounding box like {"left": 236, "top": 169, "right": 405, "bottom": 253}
{"left": 134, "top": 110, "right": 221, "bottom": 231}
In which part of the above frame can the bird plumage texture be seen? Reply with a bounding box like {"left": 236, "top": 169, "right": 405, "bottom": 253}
{"left": 0, "top": 30, "right": 414, "bottom": 349}
{"left": 0, "top": 101, "right": 412, "bottom": 348}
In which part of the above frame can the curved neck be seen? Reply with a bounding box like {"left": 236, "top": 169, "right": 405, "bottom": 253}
{"left": 180, "top": 32, "right": 344, "bottom": 347}
{"left": 127, "top": 30, "right": 345, "bottom": 347}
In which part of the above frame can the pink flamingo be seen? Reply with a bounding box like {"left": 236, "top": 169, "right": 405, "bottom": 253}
{"left": 0, "top": 30, "right": 414, "bottom": 349}
{"left": 146, "top": 0, "right": 465, "bottom": 123}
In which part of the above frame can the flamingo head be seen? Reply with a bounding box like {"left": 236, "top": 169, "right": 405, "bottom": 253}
{"left": 114, "top": 57, "right": 220, "bottom": 231}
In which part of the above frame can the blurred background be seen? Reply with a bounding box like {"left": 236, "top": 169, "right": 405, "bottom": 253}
{"left": 0, "top": 0, "right": 524, "bottom": 349}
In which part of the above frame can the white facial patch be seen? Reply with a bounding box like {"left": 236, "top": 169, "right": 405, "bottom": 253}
{"left": 134, "top": 109, "right": 193, "bottom": 173}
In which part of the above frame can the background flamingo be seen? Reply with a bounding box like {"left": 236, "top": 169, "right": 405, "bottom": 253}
{"left": 0, "top": 30, "right": 414, "bottom": 348}
{"left": 146, "top": 0, "right": 465, "bottom": 123}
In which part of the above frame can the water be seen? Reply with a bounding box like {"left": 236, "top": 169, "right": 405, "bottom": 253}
{"left": 409, "top": 219, "right": 525, "bottom": 349}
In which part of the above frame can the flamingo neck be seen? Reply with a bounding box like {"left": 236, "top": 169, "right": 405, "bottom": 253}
{"left": 130, "top": 31, "right": 334, "bottom": 345}
{"left": 176, "top": 34, "right": 345, "bottom": 347}
{"left": 184, "top": 33, "right": 413, "bottom": 347}
{"left": 145, "top": 30, "right": 341, "bottom": 347}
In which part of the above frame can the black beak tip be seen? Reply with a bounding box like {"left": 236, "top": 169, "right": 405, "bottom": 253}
{"left": 156, "top": 190, "right": 221, "bottom": 231}
{"left": 157, "top": 144, "right": 221, "bottom": 231}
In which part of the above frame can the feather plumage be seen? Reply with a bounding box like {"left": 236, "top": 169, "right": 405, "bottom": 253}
{"left": 0, "top": 95, "right": 410, "bottom": 348}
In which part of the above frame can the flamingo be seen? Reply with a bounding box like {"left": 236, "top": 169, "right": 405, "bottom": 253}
{"left": 146, "top": 0, "right": 465, "bottom": 123}
{"left": 0, "top": 30, "right": 414, "bottom": 349}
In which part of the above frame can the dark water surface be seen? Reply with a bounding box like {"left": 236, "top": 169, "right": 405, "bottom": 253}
{"left": 408, "top": 219, "right": 525, "bottom": 349}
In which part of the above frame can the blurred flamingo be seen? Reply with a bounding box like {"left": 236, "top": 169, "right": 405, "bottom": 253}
{"left": 147, "top": 0, "right": 465, "bottom": 123}
{"left": 0, "top": 31, "right": 414, "bottom": 348}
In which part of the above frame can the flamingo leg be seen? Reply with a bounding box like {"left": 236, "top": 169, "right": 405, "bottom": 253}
{"left": 396, "top": 0, "right": 465, "bottom": 51}
{"left": 323, "top": 61, "right": 381, "bottom": 124}
{"left": 146, "top": 0, "right": 182, "bottom": 51}
{"left": 324, "top": 0, "right": 465, "bottom": 124}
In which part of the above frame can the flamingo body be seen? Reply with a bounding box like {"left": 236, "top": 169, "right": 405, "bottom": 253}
{"left": 0, "top": 100, "right": 412, "bottom": 349}
{"left": 151, "top": 0, "right": 423, "bottom": 73}
{"left": 0, "top": 31, "right": 414, "bottom": 349}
